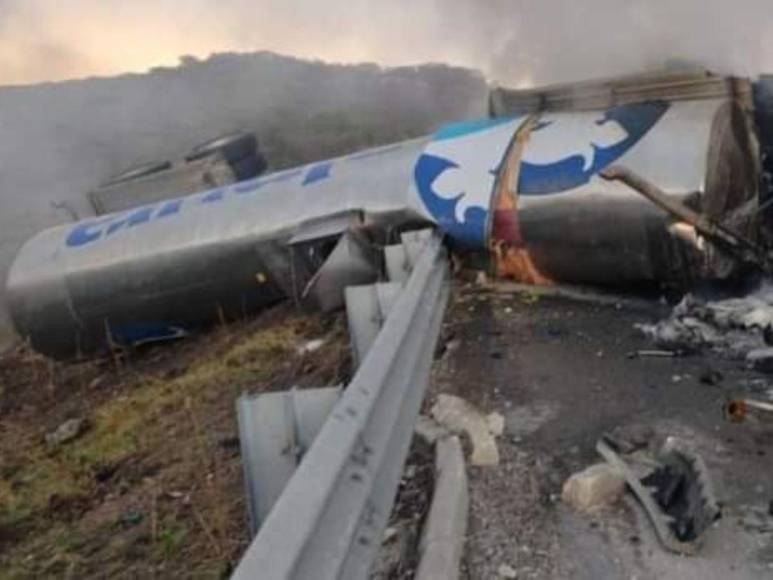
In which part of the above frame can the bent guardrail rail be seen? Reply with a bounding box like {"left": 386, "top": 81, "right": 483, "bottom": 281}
{"left": 232, "top": 230, "right": 449, "bottom": 580}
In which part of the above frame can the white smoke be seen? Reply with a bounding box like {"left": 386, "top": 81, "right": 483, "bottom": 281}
{"left": 1, "top": 0, "right": 773, "bottom": 87}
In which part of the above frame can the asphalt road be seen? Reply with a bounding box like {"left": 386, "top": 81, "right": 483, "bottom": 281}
{"left": 430, "top": 284, "right": 773, "bottom": 579}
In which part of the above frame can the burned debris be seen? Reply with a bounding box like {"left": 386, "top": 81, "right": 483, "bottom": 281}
{"left": 597, "top": 435, "right": 721, "bottom": 555}
{"left": 637, "top": 286, "right": 773, "bottom": 362}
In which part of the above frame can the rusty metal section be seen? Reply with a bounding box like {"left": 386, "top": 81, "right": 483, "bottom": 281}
{"left": 485, "top": 96, "right": 759, "bottom": 288}
{"left": 724, "top": 398, "right": 773, "bottom": 423}
{"left": 490, "top": 115, "right": 553, "bottom": 284}
{"left": 489, "top": 70, "right": 753, "bottom": 117}
{"left": 89, "top": 155, "right": 238, "bottom": 215}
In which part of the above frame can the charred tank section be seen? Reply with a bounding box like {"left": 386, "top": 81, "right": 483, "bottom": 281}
{"left": 489, "top": 71, "right": 760, "bottom": 288}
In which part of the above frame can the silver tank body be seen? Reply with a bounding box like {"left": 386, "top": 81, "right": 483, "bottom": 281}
{"left": 6, "top": 101, "right": 757, "bottom": 358}
{"left": 6, "top": 139, "right": 434, "bottom": 358}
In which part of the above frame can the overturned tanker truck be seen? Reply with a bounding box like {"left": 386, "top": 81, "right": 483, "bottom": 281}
{"left": 5, "top": 70, "right": 769, "bottom": 359}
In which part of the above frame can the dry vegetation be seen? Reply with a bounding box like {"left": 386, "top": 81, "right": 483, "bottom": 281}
{"left": 0, "top": 304, "right": 350, "bottom": 578}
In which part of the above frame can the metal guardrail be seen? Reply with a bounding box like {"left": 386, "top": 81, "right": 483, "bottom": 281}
{"left": 232, "top": 230, "right": 449, "bottom": 580}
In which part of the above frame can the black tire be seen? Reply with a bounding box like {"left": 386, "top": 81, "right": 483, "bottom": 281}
{"left": 185, "top": 132, "right": 257, "bottom": 164}
{"left": 103, "top": 160, "right": 172, "bottom": 186}
{"left": 230, "top": 152, "right": 268, "bottom": 181}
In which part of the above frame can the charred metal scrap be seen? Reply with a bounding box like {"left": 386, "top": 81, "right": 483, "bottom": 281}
{"left": 598, "top": 436, "right": 721, "bottom": 555}
{"left": 5, "top": 70, "right": 771, "bottom": 358}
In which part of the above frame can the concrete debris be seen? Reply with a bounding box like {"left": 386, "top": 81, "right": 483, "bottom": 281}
{"left": 415, "top": 415, "right": 450, "bottom": 445}
{"left": 430, "top": 394, "right": 502, "bottom": 466}
{"left": 497, "top": 563, "right": 518, "bottom": 578}
{"left": 45, "top": 417, "right": 89, "bottom": 448}
{"left": 371, "top": 523, "right": 407, "bottom": 580}
{"left": 637, "top": 284, "right": 773, "bottom": 360}
{"left": 561, "top": 463, "right": 626, "bottom": 512}
{"left": 296, "top": 338, "right": 326, "bottom": 355}
{"left": 486, "top": 412, "right": 506, "bottom": 437}
{"left": 415, "top": 436, "right": 468, "bottom": 580}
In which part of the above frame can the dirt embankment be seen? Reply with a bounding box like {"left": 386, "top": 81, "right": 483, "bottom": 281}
{"left": 0, "top": 304, "right": 350, "bottom": 578}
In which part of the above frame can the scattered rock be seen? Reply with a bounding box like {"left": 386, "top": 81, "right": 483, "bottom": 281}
{"left": 382, "top": 526, "right": 399, "bottom": 543}
{"left": 444, "top": 338, "right": 462, "bottom": 356}
{"left": 475, "top": 271, "right": 491, "bottom": 287}
{"left": 45, "top": 417, "right": 89, "bottom": 449}
{"left": 88, "top": 376, "right": 105, "bottom": 389}
{"left": 699, "top": 367, "right": 723, "bottom": 386}
{"left": 561, "top": 463, "right": 625, "bottom": 512}
{"left": 297, "top": 338, "right": 326, "bottom": 355}
{"left": 431, "top": 394, "right": 501, "bottom": 466}
{"left": 498, "top": 563, "right": 518, "bottom": 578}
{"left": 605, "top": 424, "right": 654, "bottom": 454}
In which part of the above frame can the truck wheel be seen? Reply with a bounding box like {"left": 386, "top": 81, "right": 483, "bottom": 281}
{"left": 230, "top": 152, "right": 268, "bottom": 181}
{"left": 185, "top": 132, "right": 257, "bottom": 164}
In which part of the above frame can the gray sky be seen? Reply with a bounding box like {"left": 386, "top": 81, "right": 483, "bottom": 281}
{"left": 2, "top": 0, "right": 773, "bottom": 86}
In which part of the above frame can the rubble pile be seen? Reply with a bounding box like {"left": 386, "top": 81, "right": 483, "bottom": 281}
{"left": 638, "top": 283, "right": 773, "bottom": 361}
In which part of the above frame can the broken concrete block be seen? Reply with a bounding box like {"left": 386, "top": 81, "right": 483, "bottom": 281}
{"left": 746, "top": 348, "right": 773, "bottom": 373}
{"left": 45, "top": 417, "right": 88, "bottom": 449}
{"left": 486, "top": 412, "right": 505, "bottom": 437}
{"left": 498, "top": 563, "right": 518, "bottom": 579}
{"left": 415, "top": 415, "right": 450, "bottom": 445}
{"left": 431, "top": 394, "right": 500, "bottom": 466}
{"left": 561, "top": 463, "right": 625, "bottom": 512}
{"left": 416, "top": 436, "right": 468, "bottom": 580}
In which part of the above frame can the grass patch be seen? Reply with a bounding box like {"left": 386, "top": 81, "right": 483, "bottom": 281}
{"left": 0, "top": 448, "right": 86, "bottom": 530}
{"left": 66, "top": 321, "right": 299, "bottom": 472}
{"left": 1, "top": 318, "right": 302, "bottom": 533}
{"left": 156, "top": 517, "right": 190, "bottom": 559}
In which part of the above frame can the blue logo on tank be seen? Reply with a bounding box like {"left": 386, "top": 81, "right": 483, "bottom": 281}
{"left": 518, "top": 101, "right": 669, "bottom": 194}
{"left": 413, "top": 102, "right": 669, "bottom": 248}
{"left": 414, "top": 118, "right": 522, "bottom": 248}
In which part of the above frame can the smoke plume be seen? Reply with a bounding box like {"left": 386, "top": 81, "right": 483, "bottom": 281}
{"left": 1, "top": 0, "right": 773, "bottom": 87}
